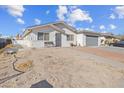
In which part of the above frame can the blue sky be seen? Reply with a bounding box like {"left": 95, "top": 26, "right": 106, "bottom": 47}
{"left": 0, "top": 5, "right": 124, "bottom": 36}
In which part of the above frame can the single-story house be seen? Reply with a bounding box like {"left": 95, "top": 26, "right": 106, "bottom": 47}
{"left": 77, "top": 30, "right": 101, "bottom": 46}
{"left": 100, "top": 33, "right": 120, "bottom": 46}
{"left": 13, "top": 21, "right": 108, "bottom": 48}
{"left": 14, "top": 21, "right": 77, "bottom": 48}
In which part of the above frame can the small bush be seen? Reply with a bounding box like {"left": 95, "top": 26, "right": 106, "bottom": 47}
{"left": 15, "top": 60, "right": 33, "bottom": 72}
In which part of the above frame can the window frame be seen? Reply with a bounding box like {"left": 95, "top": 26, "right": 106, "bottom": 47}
{"left": 67, "top": 34, "right": 74, "bottom": 41}
{"left": 37, "top": 32, "right": 49, "bottom": 41}
{"left": 44, "top": 33, "right": 49, "bottom": 41}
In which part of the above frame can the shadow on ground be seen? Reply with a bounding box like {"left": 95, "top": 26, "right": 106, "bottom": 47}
{"left": 0, "top": 72, "right": 24, "bottom": 84}
{"left": 30, "top": 80, "right": 53, "bottom": 88}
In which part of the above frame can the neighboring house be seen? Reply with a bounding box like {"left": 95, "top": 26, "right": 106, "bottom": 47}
{"left": 100, "top": 33, "right": 120, "bottom": 46}
{"left": 77, "top": 31, "right": 101, "bottom": 47}
{"left": 14, "top": 21, "right": 77, "bottom": 48}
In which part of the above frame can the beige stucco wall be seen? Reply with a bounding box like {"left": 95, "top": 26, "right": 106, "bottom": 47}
{"left": 77, "top": 34, "right": 101, "bottom": 47}
{"left": 22, "top": 25, "right": 77, "bottom": 48}
{"left": 77, "top": 34, "right": 86, "bottom": 46}
{"left": 61, "top": 28, "right": 77, "bottom": 47}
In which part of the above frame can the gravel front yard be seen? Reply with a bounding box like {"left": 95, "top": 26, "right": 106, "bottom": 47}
{"left": 0, "top": 47, "right": 124, "bottom": 88}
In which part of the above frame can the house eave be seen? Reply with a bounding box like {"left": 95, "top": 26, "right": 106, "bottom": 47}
{"left": 77, "top": 30, "right": 101, "bottom": 36}
{"left": 22, "top": 21, "right": 78, "bottom": 38}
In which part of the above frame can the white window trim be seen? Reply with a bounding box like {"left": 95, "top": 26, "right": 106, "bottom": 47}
{"left": 67, "top": 34, "right": 74, "bottom": 41}
{"left": 38, "top": 32, "right": 49, "bottom": 41}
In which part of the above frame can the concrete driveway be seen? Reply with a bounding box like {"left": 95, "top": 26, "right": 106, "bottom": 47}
{"left": 75, "top": 46, "right": 124, "bottom": 63}
{"left": 99, "top": 46, "right": 124, "bottom": 54}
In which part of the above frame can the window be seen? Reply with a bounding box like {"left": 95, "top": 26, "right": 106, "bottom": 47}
{"left": 38, "top": 32, "right": 49, "bottom": 41}
{"left": 44, "top": 33, "right": 49, "bottom": 40}
{"left": 67, "top": 34, "right": 74, "bottom": 41}
{"left": 38, "top": 32, "right": 43, "bottom": 40}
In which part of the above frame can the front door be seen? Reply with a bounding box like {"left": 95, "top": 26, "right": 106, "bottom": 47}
{"left": 55, "top": 33, "right": 61, "bottom": 47}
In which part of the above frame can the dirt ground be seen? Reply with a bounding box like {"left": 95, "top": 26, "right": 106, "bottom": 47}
{"left": 75, "top": 47, "right": 124, "bottom": 62}
{"left": 0, "top": 47, "right": 124, "bottom": 88}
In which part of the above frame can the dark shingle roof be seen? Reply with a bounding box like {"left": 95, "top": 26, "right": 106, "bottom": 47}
{"left": 77, "top": 30, "right": 101, "bottom": 36}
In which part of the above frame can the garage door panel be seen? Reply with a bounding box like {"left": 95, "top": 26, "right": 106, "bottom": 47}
{"left": 86, "top": 35, "right": 98, "bottom": 46}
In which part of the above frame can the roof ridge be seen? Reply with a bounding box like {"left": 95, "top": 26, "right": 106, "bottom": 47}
{"left": 26, "top": 21, "right": 65, "bottom": 29}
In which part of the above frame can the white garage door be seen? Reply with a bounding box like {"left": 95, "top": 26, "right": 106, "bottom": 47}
{"left": 86, "top": 35, "right": 98, "bottom": 46}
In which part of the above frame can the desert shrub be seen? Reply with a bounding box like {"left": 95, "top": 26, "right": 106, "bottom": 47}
{"left": 15, "top": 60, "right": 33, "bottom": 72}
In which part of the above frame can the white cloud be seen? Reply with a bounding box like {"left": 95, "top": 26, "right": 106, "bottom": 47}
{"left": 46, "top": 10, "right": 50, "bottom": 14}
{"left": 109, "top": 13, "right": 116, "bottom": 19}
{"left": 56, "top": 6, "right": 93, "bottom": 26}
{"left": 22, "top": 28, "right": 26, "bottom": 32}
{"left": 34, "top": 18, "right": 41, "bottom": 25}
{"left": 85, "top": 28, "right": 94, "bottom": 31}
{"left": 101, "top": 31, "right": 107, "bottom": 33}
{"left": 69, "top": 5, "right": 79, "bottom": 10}
{"left": 77, "top": 27, "right": 94, "bottom": 31}
{"left": 99, "top": 25, "right": 105, "bottom": 30}
{"left": 4, "top": 5, "right": 25, "bottom": 17}
{"left": 17, "top": 18, "right": 25, "bottom": 24}
{"left": 109, "top": 24, "right": 117, "bottom": 30}
{"left": 3, "top": 5, "right": 25, "bottom": 25}
{"left": 56, "top": 5, "right": 68, "bottom": 20}
{"left": 70, "top": 6, "right": 78, "bottom": 9}
{"left": 114, "top": 6, "right": 124, "bottom": 19}
{"left": 68, "top": 9, "right": 93, "bottom": 24}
